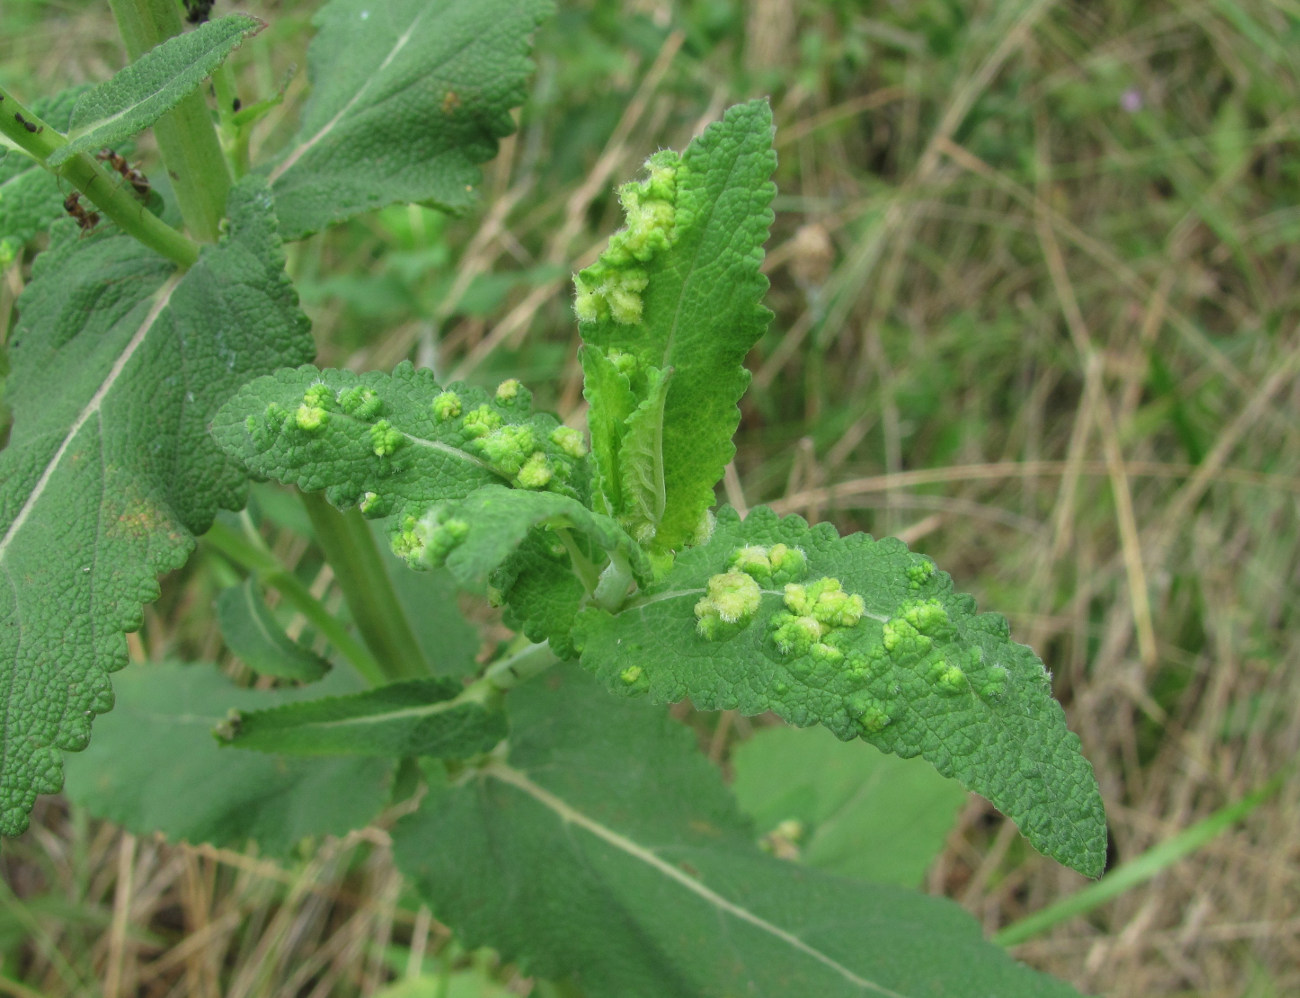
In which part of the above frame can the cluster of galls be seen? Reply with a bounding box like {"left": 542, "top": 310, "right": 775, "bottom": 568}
{"left": 574, "top": 150, "right": 684, "bottom": 326}
{"left": 687, "top": 539, "right": 1017, "bottom": 739}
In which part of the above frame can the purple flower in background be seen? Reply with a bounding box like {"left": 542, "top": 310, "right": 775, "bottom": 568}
{"left": 1120, "top": 88, "right": 1144, "bottom": 112}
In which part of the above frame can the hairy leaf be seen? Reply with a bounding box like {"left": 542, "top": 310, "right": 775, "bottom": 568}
{"left": 0, "top": 177, "right": 312, "bottom": 836}
{"left": 217, "top": 579, "right": 331, "bottom": 681}
{"left": 48, "top": 16, "right": 264, "bottom": 167}
{"left": 222, "top": 676, "right": 506, "bottom": 758}
{"left": 62, "top": 663, "right": 392, "bottom": 854}
{"left": 265, "top": 0, "right": 551, "bottom": 239}
{"left": 578, "top": 99, "right": 776, "bottom": 552}
{"left": 493, "top": 532, "right": 588, "bottom": 660}
{"left": 425, "top": 485, "right": 647, "bottom": 590}
{"left": 574, "top": 506, "right": 1107, "bottom": 877}
{"left": 212, "top": 363, "right": 589, "bottom": 567}
{"left": 730, "top": 725, "right": 966, "bottom": 886}
{"left": 393, "top": 665, "right": 1083, "bottom": 997}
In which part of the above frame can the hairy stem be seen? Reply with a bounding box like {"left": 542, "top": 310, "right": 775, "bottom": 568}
{"left": 301, "top": 494, "right": 432, "bottom": 683}
{"left": 0, "top": 85, "right": 200, "bottom": 267}
{"left": 108, "top": 0, "right": 232, "bottom": 242}
{"left": 481, "top": 641, "right": 558, "bottom": 692}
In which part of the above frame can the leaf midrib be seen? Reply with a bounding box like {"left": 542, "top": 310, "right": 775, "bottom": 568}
{"left": 483, "top": 760, "right": 908, "bottom": 998}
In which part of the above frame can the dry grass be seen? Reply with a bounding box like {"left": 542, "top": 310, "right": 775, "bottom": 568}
{"left": 3, "top": 0, "right": 1299, "bottom": 995}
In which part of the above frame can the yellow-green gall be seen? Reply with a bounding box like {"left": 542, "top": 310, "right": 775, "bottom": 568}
{"left": 478, "top": 425, "right": 537, "bottom": 474}
{"left": 462, "top": 405, "right": 503, "bottom": 438}
{"left": 979, "top": 665, "right": 1010, "bottom": 700}
{"left": 620, "top": 665, "right": 643, "bottom": 685}
{"left": 642, "top": 150, "right": 681, "bottom": 201}
{"left": 338, "top": 385, "right": 383, "bottom": 420}
{"left": 515, "top": 452, "right": 554, "bottom": 489}
{"left": 901, "top": 598, "right": 952, "bottom": 639}
{"left": 906, "top": 559, "right": 935, "bottom": 588}
{"left": 772, "top": 613, "right": 823, "bottom": 655}
{"left": 881, "top": 616, "right": 923, "bottom": 653}
{"left": 549, "top": 426, "right": 588, "bottom": 459}
{"left": 303, "top": 383, "right": 334, "bottom": 409}
{"left": 432, "top": 391, "right": 462, "bottom": 421}
{"left": 573, "top": 268, "right": 649, "bottom": 326}
{"left": 783, "top": 578, "right": 866, "bottom": 627}
{"left": 370, "top": 419, "right": 404, "bottom": 457}
{"left": 936, "top": 663, "right": 966, "bottom": 693}
{"left": 495, "top": 379, "right": 521, "bottom": 404}
{"left": 695, "top": 570, "right": 762, "bottom": 639}
{"left": 295, "top": 403, "right": 328, "bottom": 431}
{"left": 688, "top": 509, "right": 716, "bottom": 548}
{"left": 573, "top": 285, "right": 601, "bottom": 323}
{"left": 730, "top": 543, "right": 807, "bottom": 584}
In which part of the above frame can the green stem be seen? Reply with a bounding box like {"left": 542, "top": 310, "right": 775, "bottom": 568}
{"left": 0, "top": 84, "right": 200, "bottom": 267}
{"left": 108, "top": 0, "right": 231, "bottom": 242}
{"left": 994, "top": 770, "right": 1288, "bottom": 947}
{"left": 481, "top": 641, "right": 558, "bottom": 692}
{"left": 203, "top": 518, "right": 386, "bottom": 687}
{"left": 592, "top": 549, "right": 636, "bottom": 611}
{"left": 301, "top": 494, "right": 431, "bottom": 682}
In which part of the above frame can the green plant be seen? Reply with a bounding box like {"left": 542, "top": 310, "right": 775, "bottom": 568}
{"left": 1, "top": 1, "right": 1107, "bottom": 993}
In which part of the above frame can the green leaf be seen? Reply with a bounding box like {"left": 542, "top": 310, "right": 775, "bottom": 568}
{"left": 429, "top": 484, "right": 647, "bottom": 590}
{"left": 221, "top": 677, "right": 506, "bottom": 758}
{"left": 730, "top": 725, "right": 967, "bottom": 886}
{"left": 0, "top": 177, "right": 312, "bottom": 837}
{"left": 211, "top": 364, "right": 590, "bottom": 567}
{"left": 216, "top": 578, "right": 331, "bottom": 682}
{"left": 265, "top": 0, "right": 552, "bottom": 239}
{"left": 574, "top": 505, "right": 1107, "bottom": 878}
{"left": 493, "top": 531, "right": 588, "bottom": 660}
{"left": 392, "top": 665, "right": 1083, "bottom": 997}
{"left": 47, "top": 16, "right": 264, "bottom": 167}
{"left": 578, "top": 99, "right": 776, "bottom": 552}
{"left": 62, "top": 663, "right": 393, "bottom": 854}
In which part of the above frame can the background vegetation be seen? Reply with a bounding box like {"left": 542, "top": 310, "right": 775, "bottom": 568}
{"left": 2, "top": 0, "right": 1297, "bottom": 995}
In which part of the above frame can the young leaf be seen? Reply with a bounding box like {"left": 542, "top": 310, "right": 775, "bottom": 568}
{"left": 574, "top": 506, "right": 1108, "bottom": 878}
{"left": 493, "top": 532, "right": 590, "bottom": 659}
{"left": 418, "top": 484, "right": 648, "bottom": 591}
{"left": 47, "top": 15, "right": 265, "bottom": 167}
{"left": 578, "top": 99, "right": 776, "bottom": 552}
{"left": 0, "top": 177, "right": 312, "bottom": 836}
{"left": 216, "top": 578, "right": 331, "bottom": 682}
{"left": 265, "top": 0, "right": 552, "bottom": 239}
{"left": 392, "top": 665, "right": 1084, "bottom": 997}
{"left": 211, "top": 364, "right": 589, "bottom": 565}
{"left": 62, "top": 663, "right": 393, "bottom": 855}
{"left": 220, "top": 677, "right": 506, "bottom": 758}
{"left": 730, "top": 725, "right": 966, "bottom": 886}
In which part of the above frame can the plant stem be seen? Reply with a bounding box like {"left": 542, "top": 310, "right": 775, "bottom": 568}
{"left": 108, "top": 0, "right": 231, "bottom": 242}
{"left": 202, "top": 518, "right": 386, "bottom": 687}
{"left": 0, "top": 85, "right": 200, "bottom": 268}
{"left": 300, "top": 494, "right": 432, "bottom": 683}
{"left": 481, "top": 641, "right": 558, "bottom": 692}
